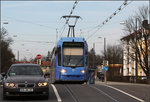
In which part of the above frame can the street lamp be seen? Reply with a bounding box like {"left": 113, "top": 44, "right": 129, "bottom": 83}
{"left": 98, "top": 37, "right": 107, "bottom": 84}
{"left": 0, "top": 21, "right": 8, "bottom": 73}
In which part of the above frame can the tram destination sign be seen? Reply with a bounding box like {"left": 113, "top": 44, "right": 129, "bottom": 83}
{"left": 63, "top": 42, "right": 84, "bottom": 47}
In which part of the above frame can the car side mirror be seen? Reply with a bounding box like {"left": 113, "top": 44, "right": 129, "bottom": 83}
{"left": 1, "top": 72, "right": 6, "bottom": 77}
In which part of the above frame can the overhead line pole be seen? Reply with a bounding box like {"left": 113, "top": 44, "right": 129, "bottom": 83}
{"left": 104, "top": 38, "right": 107, "bottom": 84}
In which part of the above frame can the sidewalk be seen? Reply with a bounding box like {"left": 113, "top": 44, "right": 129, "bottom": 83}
{"left": 95, "top": 80, "right": 150, "bottom": 86}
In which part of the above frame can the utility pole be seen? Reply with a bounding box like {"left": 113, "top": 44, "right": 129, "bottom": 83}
{"left": 0, "top": 30, "right": 1, "bottom": 73}
{"left": 98, "top": 37, "right": 107, "bottom": 84}
{"left": 104, "top": 38, "right": 107, "bottom": 84}
{"left": 93, "top": 43, "right": 95, "bottom": 69}
{"left": 56, "top": 28, "right": 58, "bottom": 44}
{"left": 17, "top": 51, "right": 19, "bottom": 61}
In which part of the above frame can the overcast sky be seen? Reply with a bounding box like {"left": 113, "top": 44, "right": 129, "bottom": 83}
{"left": 1, "top": 1, "right": 149, "bottom": 60}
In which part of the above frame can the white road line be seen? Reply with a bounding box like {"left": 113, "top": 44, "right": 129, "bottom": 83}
{"left": 89, "top": 85, "right": 119, "bottom": 102}
{"left": 104, "top": 85, "right": 145, "bottom": 102}
{"left": 51, "top": 84, "right": 62, "bottom": 102}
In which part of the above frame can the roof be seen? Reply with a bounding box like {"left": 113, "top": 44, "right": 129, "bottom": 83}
{"left": 121, "top": 29, "right": 142, "bottom": 41}
{"left": 11, "top": 63, "right": 40, "bottom": 67}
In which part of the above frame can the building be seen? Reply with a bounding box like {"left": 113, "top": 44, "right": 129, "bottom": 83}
{"left": 121, "top": 20, "right": 150, "bottom": 77}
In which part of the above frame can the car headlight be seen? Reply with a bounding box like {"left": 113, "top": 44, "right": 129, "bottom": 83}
{"left": 38, "top": 82, "right": 48, "bottom": 87}
{"left": 5, "top": 83, "right": 15, "bottom": 87}
{"left": 80, "top": 70, "right": 85, "bottom": 74}
{"left": 61, "top": 69, "right": 66, "bottom": 74}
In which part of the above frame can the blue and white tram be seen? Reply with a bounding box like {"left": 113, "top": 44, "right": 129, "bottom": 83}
{"left": 51, "top": 37, "right": 89, "bottom": 83}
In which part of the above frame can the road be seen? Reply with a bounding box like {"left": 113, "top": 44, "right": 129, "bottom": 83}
{"left": 0, "top": 81, "right": 149, "bottom": 102}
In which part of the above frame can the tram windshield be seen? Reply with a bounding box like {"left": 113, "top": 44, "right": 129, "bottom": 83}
{"left": 63, "top": 42, "right": 84, "bottom": 67}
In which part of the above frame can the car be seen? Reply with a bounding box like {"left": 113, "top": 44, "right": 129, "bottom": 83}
{"left": 2, "top": 64, "right": 49, "bottom": 99}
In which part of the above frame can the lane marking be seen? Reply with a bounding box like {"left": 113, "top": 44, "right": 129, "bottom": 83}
{"left": 104, "top": 85, "right": 145, "bottom": 102}
{"left": 51, "top": 84, "right": 62, "bottom": 102}
{"left": 89, "top": 85, "right": 119, "bottom": 102}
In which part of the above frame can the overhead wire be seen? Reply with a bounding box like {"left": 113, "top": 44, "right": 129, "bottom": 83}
{"left": 14, "top": 40, "right": 54, "bottom": 44}
{"left": 84, "top": 0, "right": 133, "bottom": 40}
{"left": 59, "top": 0, "right": 79, "bottom": 37}
{"left": 4, "top": 16, "right": 56, "bottom": 29}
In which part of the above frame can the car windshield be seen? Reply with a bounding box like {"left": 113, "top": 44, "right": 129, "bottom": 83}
{"left": 8, "top": 66, "right": 43, "bottom": 75}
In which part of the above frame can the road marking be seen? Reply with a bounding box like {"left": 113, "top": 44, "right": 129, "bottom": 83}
{"left": 51, "top": 84, "right": 62, "bottom": 102}
{"left": 104, "top": 85, "right": 145, "bottom": 102}
{"left": 89, "top": 85, "right": 119, "bottom": 102}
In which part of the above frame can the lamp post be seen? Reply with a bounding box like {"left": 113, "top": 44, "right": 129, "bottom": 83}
{"left": 0, "top": 21, "right": 8, "bottom": 73}
{"left": 98, "top": 37, "right": 107, "bottom": 84}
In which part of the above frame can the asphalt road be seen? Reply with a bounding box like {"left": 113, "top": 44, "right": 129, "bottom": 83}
{"left": 0, "top": 82, "right": 149, "bottom": 102}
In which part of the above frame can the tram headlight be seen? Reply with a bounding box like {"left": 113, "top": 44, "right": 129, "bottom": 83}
{"left": 80, "top": 70, "right": 85, "bottom": 74}
{"left": 61, "top": 69, "right": 66, "bottom": 74}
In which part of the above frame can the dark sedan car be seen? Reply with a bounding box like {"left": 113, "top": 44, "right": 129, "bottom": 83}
{"left": 3, "top": 64, "right": 49, "bottom": 99}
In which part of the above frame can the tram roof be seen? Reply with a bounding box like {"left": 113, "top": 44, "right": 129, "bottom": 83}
{"left": 59, "top": 37, "right": 86, "bottom": 42}
{"left": 57, "top": 37, "right": 87, "bottom": 46}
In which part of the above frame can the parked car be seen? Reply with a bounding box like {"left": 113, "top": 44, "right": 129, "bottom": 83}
{"left": 3, "top": 64, "right": 49, "bottom": 99}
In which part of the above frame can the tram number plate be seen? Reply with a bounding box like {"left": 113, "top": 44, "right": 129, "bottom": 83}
{"left": 19, "top": 88, "right": 33, "bottom": 92}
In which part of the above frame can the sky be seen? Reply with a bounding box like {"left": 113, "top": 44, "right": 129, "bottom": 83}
{"left": 1, "top": 1, "right": 149, "bottom": 60}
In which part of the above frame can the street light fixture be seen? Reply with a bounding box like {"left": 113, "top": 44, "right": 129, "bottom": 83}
{"left": 120, "top": 21, "right": 125, "bottom": 25}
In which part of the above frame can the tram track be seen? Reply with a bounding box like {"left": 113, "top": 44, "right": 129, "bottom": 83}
{"left": 64, "top": 84, "right": 80, "bottom": 102}
{"left": 88, "top": 85, "right": 119, "bottom": 102}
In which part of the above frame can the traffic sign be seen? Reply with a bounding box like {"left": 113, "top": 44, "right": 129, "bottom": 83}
{"left": 36, "top": 54, "right": 42, "bottom": 59}
{"left": 103, "top": 66, "right": 108, "bottom": 71}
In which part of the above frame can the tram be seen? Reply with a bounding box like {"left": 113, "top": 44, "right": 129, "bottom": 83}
{"left": 50, "top": 37, "right": 89, "bottom": 83}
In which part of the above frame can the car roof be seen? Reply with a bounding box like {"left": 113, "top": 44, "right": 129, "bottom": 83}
{"left": 11, "top": 63, "right": 40, "bottom": 67}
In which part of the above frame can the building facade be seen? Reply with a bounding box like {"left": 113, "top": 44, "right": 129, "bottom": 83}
{"left": 121, "top": 20, "right": 150, "bottom": 77}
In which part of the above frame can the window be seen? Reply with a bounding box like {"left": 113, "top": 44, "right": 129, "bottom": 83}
{"left": 58, "top": 47, "right": 61, "bottom": 66}
{"left": 63, "top": 47, "right": 84, "bottom": 67}
{"left": 63, "top": 42, "right": 84, "bottom": 67}
{"left": 8, "top": 66, "right": 43, "bottom": 75}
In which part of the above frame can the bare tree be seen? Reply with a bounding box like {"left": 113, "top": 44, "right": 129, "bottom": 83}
{"left": 88, "top": 48, "right": 103, "bottom": 68}
{"left": 122, "top": 5, "right": 150, "bottom": 82}
{"left": 101, "top": 44, "right": 123, "bottom": 65}
{"left": 0, "top": 27, "right": 15, "bottom": 72}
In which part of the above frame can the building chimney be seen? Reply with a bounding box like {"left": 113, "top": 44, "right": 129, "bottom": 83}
{"left": 142, "top": 20, "right": 148, "bottom": 29}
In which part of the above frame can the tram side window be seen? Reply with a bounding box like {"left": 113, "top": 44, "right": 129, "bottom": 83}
{"left": 58, "top": 47, "right": 61, "bottom": 66}
{"left": 85, "top": 48, "right": 88, "bottom": 66}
